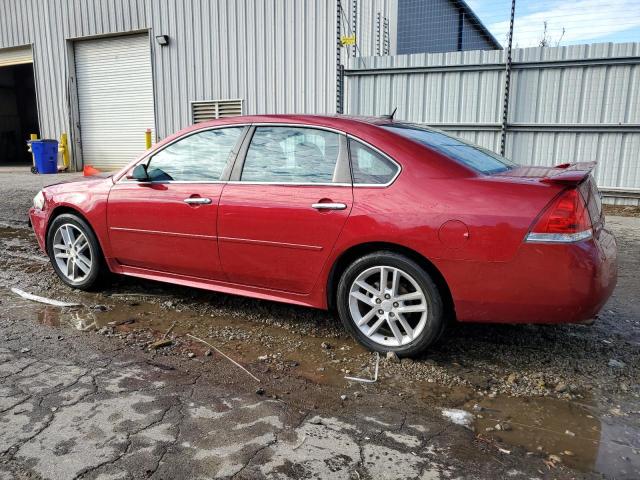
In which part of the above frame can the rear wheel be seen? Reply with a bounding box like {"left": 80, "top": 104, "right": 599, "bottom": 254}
{"left": 336, "top": 252, "right": 445, "bottom": 357}
{"left": 46, "top": 213, "right": 104, "bottom": 290}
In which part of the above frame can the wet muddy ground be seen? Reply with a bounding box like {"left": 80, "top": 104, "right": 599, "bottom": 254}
{"left": 1, "top": 169, "right": 639, "bottom": 479}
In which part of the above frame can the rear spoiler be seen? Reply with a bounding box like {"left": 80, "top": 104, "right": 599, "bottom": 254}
{"left": 541, "top": 162, "right": 596, "bottom": 185}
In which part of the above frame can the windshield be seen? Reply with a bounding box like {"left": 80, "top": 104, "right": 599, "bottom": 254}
{"left": 382, "top": 123, "right": 517, "bottom": 175}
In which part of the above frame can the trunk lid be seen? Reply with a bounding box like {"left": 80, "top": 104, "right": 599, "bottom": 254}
{"left": 494, "top": 162, "right": 596, "bottom": 185}
{"left": 495, "top": 162, "right": 603, "bottom": 228}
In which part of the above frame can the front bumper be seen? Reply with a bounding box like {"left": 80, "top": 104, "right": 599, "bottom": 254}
{"left": 447, "top": 227, "right": 618, "bottom": 324}
{"left": 29, "top": 207, "right": 48, "bottom": 252}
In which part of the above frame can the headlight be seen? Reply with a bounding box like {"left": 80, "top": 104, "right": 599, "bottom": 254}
{"left": 33, "top": 191, "right": 45, "bottom": 210}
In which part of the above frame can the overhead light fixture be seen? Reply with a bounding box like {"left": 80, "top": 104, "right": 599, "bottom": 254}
{"left": 155, "top": 35, "right": 169, "bottom": 46}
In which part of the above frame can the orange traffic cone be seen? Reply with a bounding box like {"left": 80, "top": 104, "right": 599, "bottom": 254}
{"left": 83, "top": 165, "right": 101, "bottom": 176}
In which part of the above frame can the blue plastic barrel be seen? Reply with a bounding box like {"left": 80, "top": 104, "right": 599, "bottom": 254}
{"left": 31, "top": 140, "right": 59, "bottom": 174}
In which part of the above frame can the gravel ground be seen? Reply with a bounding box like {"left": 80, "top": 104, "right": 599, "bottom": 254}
{"left": 1, "top": 167, "right": 639, "bottom": 478}
{"left": 603, "top": 204, "right": 640, "bottom": 218}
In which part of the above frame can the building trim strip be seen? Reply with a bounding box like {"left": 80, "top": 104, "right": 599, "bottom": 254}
{"left": 344, "top": 56, "right": 640, "bottom": 76}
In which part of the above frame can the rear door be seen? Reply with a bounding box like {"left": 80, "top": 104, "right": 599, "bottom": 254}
{"left": 218, "top": 125, "right": 352, "bottom": 293}
{"left": 107, "top": 126, "right": 245, "bottom": 279}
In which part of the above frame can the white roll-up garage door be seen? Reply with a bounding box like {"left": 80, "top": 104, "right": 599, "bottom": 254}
{"left": 75, "top": 34, "right": 155, "bottom": 170}
{"left": 0, "top": 46, "right": 32, "bottom": 67}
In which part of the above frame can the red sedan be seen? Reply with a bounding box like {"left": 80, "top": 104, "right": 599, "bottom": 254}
{"left": 29, "top": 115, "right": 617, "bottom": 356}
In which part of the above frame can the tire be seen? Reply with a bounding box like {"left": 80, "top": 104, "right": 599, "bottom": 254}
{"left": 46, "top": 213, "right": 105, "bottom": 290}
{"left": 336, "top": 251, "right": 445, "bottom": 357}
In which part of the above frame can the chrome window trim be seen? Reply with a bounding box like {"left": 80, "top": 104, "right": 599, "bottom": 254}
{"left": 249, "top": 122, "right": 347, "bottom": 136}
{"left": 345, "top": 134, "right": 402, "bottom": 188}
{"left": 225, "top": 181, "right": 352, "bottom": 187}
{"left": 120, "top": 180, "right": 353, "bottom": 187}
{"left": 118, "top": 180, "right": 229, "bottom": 185}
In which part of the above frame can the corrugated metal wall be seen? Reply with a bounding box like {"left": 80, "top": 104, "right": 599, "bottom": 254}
{"left": 345, "top": 42, "right": 640, "bottom": 204}
{"left": 0, "top": 0, "right": 337, "bottom": 168}
{"left": 150, "top": 0, "right": 336, "bottom": 138}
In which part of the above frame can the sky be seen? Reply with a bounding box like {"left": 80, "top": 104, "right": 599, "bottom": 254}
{"left": 465, "top": 0, "right": 640, "bottom": 48}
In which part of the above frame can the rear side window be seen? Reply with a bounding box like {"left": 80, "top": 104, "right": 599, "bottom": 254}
{"left": 146, "top": 127, "right": 243, "bottom": 182}
{"left": 241, "top": 127, "right": 341, "bottom": 183}
{"left": 382, "top": 124, "right": 516, "bottom": 175}
{"left": 349, "top": 139, "right": 399, "bottom": 185}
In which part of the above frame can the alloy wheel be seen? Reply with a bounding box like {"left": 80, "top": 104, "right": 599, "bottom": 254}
{"left": 52, "top": 223, "right": 93, "bottom": 282}
{"left": 348, "top": 265, "right": 428, "bottom": 347}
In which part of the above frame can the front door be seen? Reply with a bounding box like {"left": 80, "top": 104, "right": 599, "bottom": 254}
{"left": 218, "top": 126, "right": 353, "bottom": 293}
{"left": 107, "top": 126, "right": 245, "bottom": 280}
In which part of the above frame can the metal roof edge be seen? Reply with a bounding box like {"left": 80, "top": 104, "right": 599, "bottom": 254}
{"left": 453, "top": 0, "right": 503, "bottom": 50}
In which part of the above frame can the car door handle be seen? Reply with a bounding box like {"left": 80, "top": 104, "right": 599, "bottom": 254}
{"left": 312, "top": 202, "right": 347, "bottom": 210}
{"left": 184, "top": 197, "right": 212, "bottom": 205}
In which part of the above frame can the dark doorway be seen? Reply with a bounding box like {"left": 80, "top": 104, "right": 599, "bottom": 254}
{"left": 0, "top": 63, "right": 39, "bottom": 165}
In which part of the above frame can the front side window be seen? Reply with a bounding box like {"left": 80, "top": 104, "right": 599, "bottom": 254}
{"left": 241, "top": 127, "right": 341, "bottom": 183}
{"left": 146, "top": 127, "right": 243, "bottom": 182}
{"left": 349, "top": 139, "right": 399, "bottom": 185}
{"left": 382, "top": 124, "right": 516, "bottom": 175}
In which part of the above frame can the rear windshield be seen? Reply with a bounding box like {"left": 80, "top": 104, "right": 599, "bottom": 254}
{"left": 382, "top": 123, "right": 516, "bottom": 175}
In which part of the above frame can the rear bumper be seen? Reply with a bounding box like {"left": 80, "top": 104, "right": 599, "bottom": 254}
{"left": 29, "top": 207, "right": 48, "bottom": 252}
{"left": 448, "top": 227, "right": 618, "bottom": 324}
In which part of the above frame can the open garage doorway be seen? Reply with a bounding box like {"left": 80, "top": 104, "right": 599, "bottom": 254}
{"left": 0, "top": 60, "right": 39, "bottom": 166}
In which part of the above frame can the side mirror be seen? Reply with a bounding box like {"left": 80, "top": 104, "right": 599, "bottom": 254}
{"left": 127, "top": 164, "right": 149, "bottom": 182}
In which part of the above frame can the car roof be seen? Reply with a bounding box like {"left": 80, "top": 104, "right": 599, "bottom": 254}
{"left": 189, "top": 114, "right": 393, "bottom": 131}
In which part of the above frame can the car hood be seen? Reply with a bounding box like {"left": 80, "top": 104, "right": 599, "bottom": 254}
{"left": 46, "top": 173, "right": 113, "bottom": 187}
{"left": 42, "top": 173, "right": 114, "bottom": 194}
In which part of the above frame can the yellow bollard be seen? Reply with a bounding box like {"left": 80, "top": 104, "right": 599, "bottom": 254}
{"left": 145, "top": 129, "right": 152, "bottom": 149}
{"left": 29, "top": 134, "right": 38, "bottom": 173}
{"left": 59, "top": 133, "right": 70, "bottom": 170}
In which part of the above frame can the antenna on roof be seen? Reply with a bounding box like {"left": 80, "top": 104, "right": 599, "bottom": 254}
{"left": 382, "top": 107, "right": 397, "bottom": 121}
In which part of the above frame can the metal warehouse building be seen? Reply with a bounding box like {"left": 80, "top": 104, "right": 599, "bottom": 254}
{"left": 0, "top": 0, "right": 341, "bottom": 171}
{"left": 0, "top": 0, "right": 502, "bottom": 172}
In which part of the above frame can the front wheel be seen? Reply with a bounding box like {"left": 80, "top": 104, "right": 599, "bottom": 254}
{"left": 46, "top": 213, "right": 104, "bottom": 290}
{"left": 336, "top": 252, "right": 445, "bottom": 357}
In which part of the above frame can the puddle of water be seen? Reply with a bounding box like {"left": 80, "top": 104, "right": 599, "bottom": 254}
{"left": 37, "top": 306, "right": 61, "bottom": 327}
{"left": 0, "top": 226, "right": 30, "bottom": 238}
{"left": 32, "top": 297, "right": 372, "bottom": 387}
{"left": 465, "top": 395, "right": 640, "bottom": 478}
{"left": 596, "top": 410, "right": 640, "bottom": 479}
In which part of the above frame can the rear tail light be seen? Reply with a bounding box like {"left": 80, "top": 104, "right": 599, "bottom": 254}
{"left": 525, "top": 188, "right": 593, "bottom": 243}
